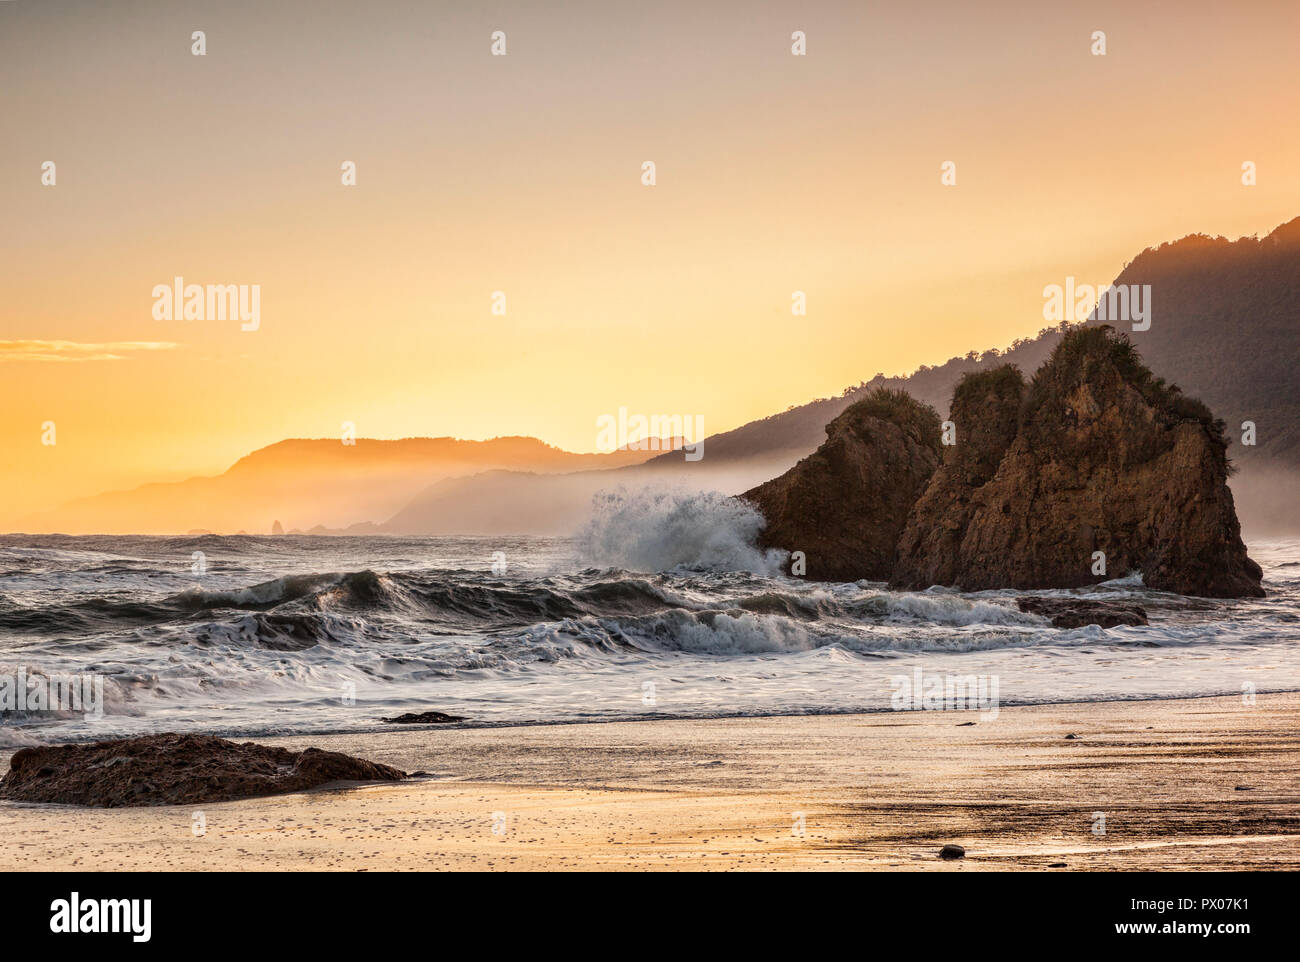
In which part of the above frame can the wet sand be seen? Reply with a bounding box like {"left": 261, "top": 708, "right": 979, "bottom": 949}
{"left": 2, "top": 692, "right": 1298, "bottom": 870}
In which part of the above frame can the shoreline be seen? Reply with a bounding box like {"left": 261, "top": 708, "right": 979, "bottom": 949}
{"left": 11, "top": 685, "right": 1300, "bottom": 746}
{"left": 3, "top": 691, "right": 1298, "bottom": 871}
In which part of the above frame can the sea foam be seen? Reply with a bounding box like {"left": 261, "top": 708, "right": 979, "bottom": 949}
{"left": 577, "top": 487, "right": 787, "bottom": 576}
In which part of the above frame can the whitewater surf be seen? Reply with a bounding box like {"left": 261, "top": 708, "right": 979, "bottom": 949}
{"left": 2, "top": 495, "right": 1298, "bottom": 747}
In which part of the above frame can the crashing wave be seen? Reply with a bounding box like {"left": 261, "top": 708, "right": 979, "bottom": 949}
{"left": 577, "top": 487, "right": 787, "bottom": 575}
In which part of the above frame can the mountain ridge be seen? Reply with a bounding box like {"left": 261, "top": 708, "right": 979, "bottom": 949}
{"left": 641, "top": 215, "right": 1300, "bottom": 471}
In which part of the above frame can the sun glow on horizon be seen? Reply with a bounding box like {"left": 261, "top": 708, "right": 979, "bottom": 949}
{"left": 2, "top": 0, "right": 1298, "bottom": 526}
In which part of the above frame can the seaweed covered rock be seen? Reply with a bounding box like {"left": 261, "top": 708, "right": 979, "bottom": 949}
{"left": 0, "top": 732, "right": 405, "bottom": 808}
{"left": 1015, "top": 597, "right": 1149, "bottom": 628}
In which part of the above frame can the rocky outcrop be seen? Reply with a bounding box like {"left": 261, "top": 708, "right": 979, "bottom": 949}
{"left": 382, "top": 710, "right": 466, "bottom": 724}
{"left": 1015, "top": 597, "right": 1149, "bottom": 628}
{"left": 890, "top": 366, "right": 1026, "bottom": 589}
{"left": 892, "top": 327, "right": 1263, "bottom": 597}
{"left": 0, "top": 733, "right": 405, "bottom": 807}
{"left": 741, "top": 389, "right": 942, "bottom": 581}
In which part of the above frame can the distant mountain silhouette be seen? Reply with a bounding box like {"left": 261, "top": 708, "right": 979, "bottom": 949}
{"left": 20, "top": 436, "right": 668, "bottom": 534}
{"left": 1096, "top": 218, "right": 1300, "bottom": 466}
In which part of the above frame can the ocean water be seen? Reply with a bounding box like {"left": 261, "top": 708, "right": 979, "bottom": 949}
{"left": 2, "top": 493, "right": 1298, "bottom": 746}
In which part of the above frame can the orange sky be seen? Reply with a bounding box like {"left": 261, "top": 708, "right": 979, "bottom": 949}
{"left": 2, "top": 0, "right": 1298, "bottom": 526}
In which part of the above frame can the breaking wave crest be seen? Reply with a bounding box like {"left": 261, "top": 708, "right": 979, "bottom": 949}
{"left": 156, "top": 571, "right": 1051, "bottom": 659}
{"left": 577, "top": 487, "right": 787, "bottom": 575}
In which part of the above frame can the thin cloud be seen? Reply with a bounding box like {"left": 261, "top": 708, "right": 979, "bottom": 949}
{"left": 0, "top": 340, "right": 180, "bottom": 362}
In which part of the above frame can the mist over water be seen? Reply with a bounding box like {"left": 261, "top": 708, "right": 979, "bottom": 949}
{"left": 1, "top": 515, "right": 1298, "bottom": 746}
{"left": 1233, "top": 464, "right": 1300, "bottom": 539}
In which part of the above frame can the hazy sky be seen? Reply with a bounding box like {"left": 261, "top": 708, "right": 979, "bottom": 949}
{"left": 2, "top": 0, "right": 1298, "bottom": 522}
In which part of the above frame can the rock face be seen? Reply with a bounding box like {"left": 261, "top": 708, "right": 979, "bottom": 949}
{"left": 741, "top": 389, "right": 942, "bottom": 581}
{"left": 891, "top": 366, "right": 1026, "bottom": 590}
{"left": 0, "top": 733, "right": 405, "bottom": 808}
{"left": 892, "top": 327, "right": 1263, "bottom": 597}
{"left": 1015, "top": 597, "right": 1149, "bottom": 629}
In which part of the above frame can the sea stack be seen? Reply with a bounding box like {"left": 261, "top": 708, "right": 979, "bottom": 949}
{"left": 741, "top": 388, "right": 942, "bottom": 581}
{"left": 891, "top": 326, "right": 1263, "bottom": 597}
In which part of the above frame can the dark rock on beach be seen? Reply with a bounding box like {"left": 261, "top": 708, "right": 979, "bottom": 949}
{"left": 939, "top": 843, "right": 966, "bottom": 860}
{"left": 0, "top": 732, "right": 405, "bottom": 808}
{"left": 892, "top": 327, "right": 1263, "bottom": 598}
{"left": 741, "top": 389, "right": 943, "bottom": 581}
{"left": 382, "top": 710, "right": 467, "bottom": 724}
{"left": 1016, "top": 597, "right": 1149, "bottom": 629}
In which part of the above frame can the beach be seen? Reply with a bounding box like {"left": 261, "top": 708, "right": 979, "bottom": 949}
{"left": 3, "top": 692, "right": 1297, "bottom": 871}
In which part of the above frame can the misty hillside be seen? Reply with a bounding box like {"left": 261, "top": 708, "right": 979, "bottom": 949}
{"left": 1100, "top": 218, "right": 1300, "bottom": 466}
{"left": 375, "top": 457, "right": 790, "bottom": 536}
{"left": 391, "top": 216, "right": 1298, "bottom": 536}
{"left": 644, "top": 216, "right": 1300, "bottom": 472}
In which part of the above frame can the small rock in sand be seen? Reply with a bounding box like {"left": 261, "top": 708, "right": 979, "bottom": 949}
{"left": 939, "top": 844, "right": 966, "bottom": 860}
